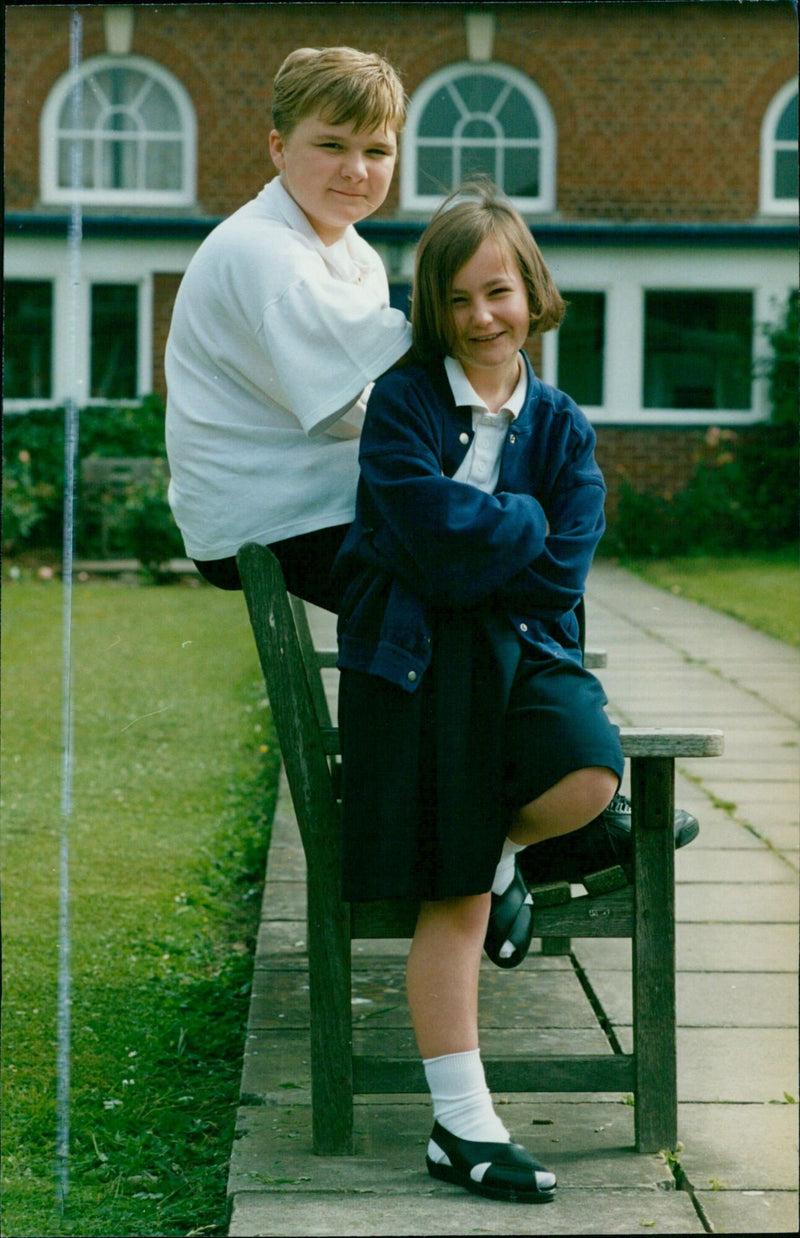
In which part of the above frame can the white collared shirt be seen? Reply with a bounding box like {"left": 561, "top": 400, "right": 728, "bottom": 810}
{"left": 165, "top": 176, "right": 411, "bottom": 559}
{"left": 444, "top": 355, "right": 527, "bottom": 494}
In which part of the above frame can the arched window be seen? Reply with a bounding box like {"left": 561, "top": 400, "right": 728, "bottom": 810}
{"left": 40, "top": 54, "right": 196, "bottom": 207}
{"left": 760, "top": 79, "right": 798, "bottom": 216}
{"left": 401, "top": 63, "right": 556, "bottom": 212}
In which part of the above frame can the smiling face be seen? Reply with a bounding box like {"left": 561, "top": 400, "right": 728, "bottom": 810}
{"left": 269, "top": 113, "right": 397, "bottom": 245}
{"left": 448, "top": 235, "right": 531, "bottom": 390}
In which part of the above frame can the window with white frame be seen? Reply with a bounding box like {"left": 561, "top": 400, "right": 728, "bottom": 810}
{"left": 643, "top": 291, "right": 753, "bottom": 412}
{"left": 3, "top": 265, "right": 148, "bottom": 409}
{"left": 557, "top": 292, "right": 606, "bottom": 408}
{"left": 40, "top": 54, "right": 196, "bottom": 207}
{"left": 760, "top": 79, "right": 798, "bottom": 215}
{"left": 3, "top": 282, "right": 54, "bottom": 400}
{"left": 401, "top": 63, "right": 555, "bottom": 212}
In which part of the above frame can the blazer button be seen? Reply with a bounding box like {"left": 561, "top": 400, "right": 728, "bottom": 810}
{"left": 407, "top": 670, "right": 418, "bottom": 682}
{"left": 509, "top": 433, "right": 517, "bottom": 444}
{"left": 459, "top": 432, "right": 469, "bottom": 445}
{"left": 519, "top": 622, "right": 528, "bottom": 632}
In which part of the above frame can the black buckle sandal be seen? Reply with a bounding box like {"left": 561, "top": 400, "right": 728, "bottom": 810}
{"left": 426, "top": 1120, "right": 556, "bottom": 1204}
{"left": 484, "top": 859, "right": 533, "bottom": 969}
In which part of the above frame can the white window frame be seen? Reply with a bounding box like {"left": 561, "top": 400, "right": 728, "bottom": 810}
{"left": 3, "top": 239, "right": 160, "bottom": 412}
{"left": 540, "top": 246, "right": 792, "bottom": 426}
{"left": 40, "top": 53, "right": 197, "bottom": 208}
{"left": 759, "top": 78, "right": 799, "bottom": 217}
{"left": 401, "top": 61, "right": 556, "bottom": 213}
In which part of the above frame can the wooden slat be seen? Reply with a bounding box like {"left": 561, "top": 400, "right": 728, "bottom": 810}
{"left": 325, "top": 725, "right": 723, "bottom": 760}
{"left": 353, "top": 1054, "right": 635, "bottom": 1094}
{"left": 620, "top": 727, "right": 724, "bottom": 758}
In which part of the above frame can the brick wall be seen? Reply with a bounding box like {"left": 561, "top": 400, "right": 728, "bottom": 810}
{"left": 6, "top": 2, "right": 796, "bottom": 218}
{"left": 152, "top": 273, "right": 183, "bottom": 396}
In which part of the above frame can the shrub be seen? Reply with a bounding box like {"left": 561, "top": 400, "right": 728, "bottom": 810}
{"left": 612, "top": 291, "right": 799, "bottom": 557}
{"left": 2, "top": 394, "right": 184, "bottom": 569}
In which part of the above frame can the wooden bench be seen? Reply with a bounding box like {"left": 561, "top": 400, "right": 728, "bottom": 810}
{"left": 80, "top": 457, "right": 167, "bottom": 558}
{"left": 237, "top": 541, "right": 723, "bottom": 1157}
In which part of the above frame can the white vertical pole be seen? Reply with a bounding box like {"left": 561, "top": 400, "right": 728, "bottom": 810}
{"left": 55, "top": 6, "right": 83, "bottom": 1211}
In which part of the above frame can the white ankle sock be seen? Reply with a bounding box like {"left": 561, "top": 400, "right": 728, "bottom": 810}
{"left": 491, "top": 839, "right": 533, "bottom": 960}
{"left": 491, "top": 838, "right": 527, "bottom": 895}
{"left": 424, "top": 1050, "right": 509, "bottom": 1163}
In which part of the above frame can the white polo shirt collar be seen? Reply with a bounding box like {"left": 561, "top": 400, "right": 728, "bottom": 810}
{"left": 444, "top": 355, "right": 526, "bottom": 420}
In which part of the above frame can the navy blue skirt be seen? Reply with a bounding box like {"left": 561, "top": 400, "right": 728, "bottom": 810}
{"left": 338, "top": 614, "right": 623, "bottom": 903}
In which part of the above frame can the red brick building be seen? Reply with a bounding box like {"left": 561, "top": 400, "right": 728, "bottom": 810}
{"left": 4, "top": 2, "right": 797, "bottom": 523}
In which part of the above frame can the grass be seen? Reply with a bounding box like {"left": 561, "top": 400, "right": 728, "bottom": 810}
{"left": 621, "top": 546, "right": 800, "bottom": 647}
{"left": 1, "top": 575, "right": 280, "bottom": 1237}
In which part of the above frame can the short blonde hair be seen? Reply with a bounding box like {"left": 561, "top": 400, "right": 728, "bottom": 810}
{"left": 411, "top": 180, "right": 566, "bottom": 363}
{"left": 272, "top": 46, "right": 406, "bottom": 136}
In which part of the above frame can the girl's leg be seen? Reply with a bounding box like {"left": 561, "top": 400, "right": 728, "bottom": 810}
{"left": 407, "top": 894, "right": 556, "bottom": 1200}
{"left": 406, "top": 894, "right": 489, "bottom": 1060}
{"left": 491, "top": 766, "right": 619, "bottom": 962}
{"left": 509, "top": 765, "right": 620, "bottom": 848}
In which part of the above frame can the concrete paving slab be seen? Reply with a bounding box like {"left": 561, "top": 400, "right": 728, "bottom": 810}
{"left": 229, "top": 1100, "right": 671, "bottom": 1190}
{"left": 676, "top": 882, "right": 799, "bottom": 921}
{"left": 672, "top": 849, "right": 796, "bottom": 882}
{"left": 676, "top": 1102, "right": 799, "bottom": 1190}
{"left": 675, "top": 1029, "right": 799, "bottom": 1103}
{"left": 607, "top": 1027, "right": 798, "bottom": 1103}
{"left": 588, "top": 970, "right": 798, "bottom": 1028}
{"left": 229, "top": 1186, "right": 706, "bottom": 1236}
{"left": 692, "top": 1188, "right": 799, "bottom": 1234}
{"left": 574, "top": 923, "right": 797, "bottom": 972}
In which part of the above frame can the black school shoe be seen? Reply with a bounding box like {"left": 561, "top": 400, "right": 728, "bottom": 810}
{"left": 517, "top": 793, "right": 699, "bottom": 888}
{"left": 426, "top": 1121, "right": 556, "bottom": 1204}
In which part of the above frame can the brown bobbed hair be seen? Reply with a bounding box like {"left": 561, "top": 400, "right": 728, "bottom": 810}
{"left": 411, "top": 180, "right": 566, "bottom": 363}
{"left": 272, "top": 46, "right": 407, "bottom": 137}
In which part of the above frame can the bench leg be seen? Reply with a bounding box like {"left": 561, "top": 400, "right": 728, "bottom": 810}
{"left": 306, "top": 855, "right": 355, "bottom": 1155}
{"left": 631, "top": 755, "right": 678, "bottom": 1153}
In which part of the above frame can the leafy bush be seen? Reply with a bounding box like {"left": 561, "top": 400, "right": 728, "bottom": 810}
{"left": 613, "top": 291, "right": 799, "bottom": 557}
{"left": 2, "top": 394, "right": 184, "bottom": 569}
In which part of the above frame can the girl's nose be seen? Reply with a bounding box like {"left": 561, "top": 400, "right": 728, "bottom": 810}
{"left": 472, "top": 301, "right": 493, "bottom": 325}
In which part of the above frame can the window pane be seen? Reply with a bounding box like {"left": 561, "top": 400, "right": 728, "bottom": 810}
{"left": 496, "top": 91, "right": 539, "bottom": 138}
{"left": 455, "top": 74, "right": 504, "bottom": 113}
{"left": 775, "top": 148, "right": 799, "bottom": 200}
{"left": 644, "top": 291, "right": 752, "bottom": 410}
{"left": 145, "top": 140, "right": 183, "bottom": 190}
{"left": 3, "top": 282, "right": 53, "bottom": 399}
{"left": 418, "top": 89, "right": 461, "bottom": 138}
{"left": 461, "top": 118, "right": 497, "bottom": 138}
{"left": 417, "top": 145, "right": 452, "bottom": 195}
{"left": 776, "top": 95, "right": 798, "bottom": 141}
{"left": 460, "top": 143, "right": 498, "bottom": 182}
{"left": 91, "top": 284, "right": 138, "bottom": 399}
{"left": 138, "top": 80, "right": 180, "bottom": 131}
{"left": 58, "top": 136, "right": 95, "bottom": 189}
{"left": 100, "top": 135, "right": 140, "bottom": 190}
{"left": 504, "top": 145, "right": 540, "bottom": 197}
{"left": 558, "top": 292, "right": 605, "bottom": 406}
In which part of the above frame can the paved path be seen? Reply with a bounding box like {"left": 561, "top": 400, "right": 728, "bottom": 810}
{"left": 227, "top": 561, "right": 799, "bottom": 1235}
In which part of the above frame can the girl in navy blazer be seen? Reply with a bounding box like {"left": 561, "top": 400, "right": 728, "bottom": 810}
{"left": 334, "top": 182, "right": 624, "bottom": 1204}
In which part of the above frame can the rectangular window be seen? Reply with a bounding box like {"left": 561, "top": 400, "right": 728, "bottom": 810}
{"left": 3, "top": 281, "right": 53, "bottom": 399}
{"left": 643, "top": 291, "right": 753, "bottom": 410}
{"left": 90, "top": 283, "right": 138, "bottom": 399}
{"left": 557, "top": 291, "right": 605, "bottom": 406}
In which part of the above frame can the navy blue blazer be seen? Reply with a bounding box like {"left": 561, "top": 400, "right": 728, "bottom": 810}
{"left": 334, "top": 353, "right": 606, "bottom": 692}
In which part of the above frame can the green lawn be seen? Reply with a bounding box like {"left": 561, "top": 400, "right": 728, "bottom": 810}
{"left": 1, "top": 577, "right": 279, "bottom": 1237}
{"left": 622, "top": 547, "right": 800, "bottom": 648}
